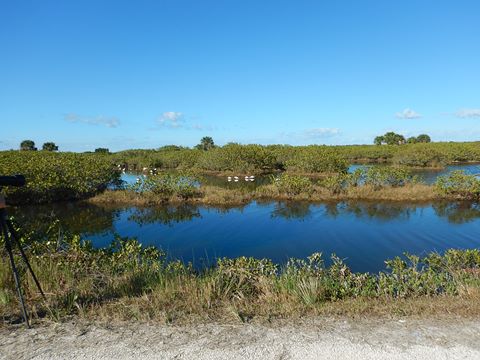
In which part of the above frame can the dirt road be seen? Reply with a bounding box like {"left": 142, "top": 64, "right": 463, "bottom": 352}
{"left": 1, "top": 317, "right": 480, "bottom": 359}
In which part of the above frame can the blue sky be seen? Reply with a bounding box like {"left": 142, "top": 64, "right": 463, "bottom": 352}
{"left": 1, "top": 0, "right": 480, "bottom": 152}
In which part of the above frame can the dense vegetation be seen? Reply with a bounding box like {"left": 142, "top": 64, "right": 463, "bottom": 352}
{"left": 1, "top": 224, "right": 479, "bottom": 323}
{"left": 111, "top": 142, "right": 480, "bottom": 173}
{"left": 0, "top": 151, "right": 119, "bottom": 204}
{"left": 373, "top": 132, "right": 431, "bottom": 146}
{"left": 1, "top": 141, "right": 479, "bottom": 205}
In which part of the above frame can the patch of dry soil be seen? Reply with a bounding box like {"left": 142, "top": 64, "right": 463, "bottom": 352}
{"left": 1, "top": 317, "right": 480, "bottom": 359}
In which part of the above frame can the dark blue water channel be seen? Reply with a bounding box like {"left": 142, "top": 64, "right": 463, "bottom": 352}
{"left": 13, "top": 200, "right": 480, "bottom": 273}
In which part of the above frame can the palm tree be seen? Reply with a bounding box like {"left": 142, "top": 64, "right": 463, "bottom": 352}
{"left": 195, "top": 136, "right": 215, "bottom": 151}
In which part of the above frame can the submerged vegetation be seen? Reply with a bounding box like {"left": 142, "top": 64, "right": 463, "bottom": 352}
{"left": 1, "top": 224, "right": 480, "bottom": 324}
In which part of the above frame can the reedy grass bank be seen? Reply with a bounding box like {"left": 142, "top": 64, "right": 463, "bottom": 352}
{"left": 89, "top": 183, "right": 439, "bottom": 206}
{"left": 88, "top": 168, "right": 480, "bottom": 206}
{"left": 1, "top": 231, "right": 480, "bottom": 325}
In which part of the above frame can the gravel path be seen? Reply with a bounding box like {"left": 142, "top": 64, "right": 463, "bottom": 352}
{"left": 1, "top": 317, "right": 480, "bottom": 359}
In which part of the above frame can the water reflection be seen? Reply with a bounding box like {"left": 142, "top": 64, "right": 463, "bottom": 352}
{"left": 11, "top": 202, "right": 120, "bottom": 236}
{"left": 9, "top": 199, "right": 480, "bottom": 273}
{"left": 128, "top": 204, "right": 201, "bottom": 226}
{"left": 331, "top": 202, "right": 415, "bottom": 221}
{"left": 433, "top": 202, "right": 480, "bottom": 224}
{"left": 271, "top": 201, "right": 312, "bottom": 220}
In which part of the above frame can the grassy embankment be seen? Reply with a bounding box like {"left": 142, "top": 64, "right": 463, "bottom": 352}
{"left": 1, "top": 230, "right": 480, "bottom": 325}
{"left": 90, "top": 168, "right": 480, "bottom": 206}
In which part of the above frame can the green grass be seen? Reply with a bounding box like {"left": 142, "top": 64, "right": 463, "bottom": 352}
{"left": 1, "top": 227, "right": 480, "bottom": 325}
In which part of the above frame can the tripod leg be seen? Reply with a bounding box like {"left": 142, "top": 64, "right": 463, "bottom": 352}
{"left": 1, "top": 220, "right": 30, "bottom": 328}
{"left": 6, "top": 219, "right": 46, "bottom": 300}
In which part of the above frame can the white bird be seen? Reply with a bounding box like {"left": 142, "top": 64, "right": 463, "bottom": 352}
{"left": 227, "top": 176, "right": 232, "bottom": 182}
{"left": 234, "top": 178, "right": 239, "bottom": 182}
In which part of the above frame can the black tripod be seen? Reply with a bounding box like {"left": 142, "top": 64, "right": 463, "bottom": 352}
{"left": 1, "top": 198, "right": 46, "bottom": 328}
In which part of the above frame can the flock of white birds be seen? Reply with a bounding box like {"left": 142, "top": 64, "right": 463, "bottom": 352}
{"left": 227, "top": 175, "right": 255, "bottom": 182}
{"left": 118, "top": 165, "right": 257, "bottom": 183}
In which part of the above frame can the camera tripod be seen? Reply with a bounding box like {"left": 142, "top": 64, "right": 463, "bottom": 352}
{"left": 1, "top": 197, "right": 46, "bottom": 328}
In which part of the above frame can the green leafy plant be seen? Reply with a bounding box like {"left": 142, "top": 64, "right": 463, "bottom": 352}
{"left": 435, "top": 170, "right": 480, "bottom": 200}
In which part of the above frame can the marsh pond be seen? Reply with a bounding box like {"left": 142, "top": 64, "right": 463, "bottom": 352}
{"left": 12, "top": 199, "right": 480, "bottom": 273}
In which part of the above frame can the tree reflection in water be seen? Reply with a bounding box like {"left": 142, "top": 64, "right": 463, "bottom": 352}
{"left": 10, "top": 202, "right": 120, "bottom": 236}
{"left": 433, "top": 201, "right": 480, "bottom": 224}
{"left": 271, "top": 201, "right": 312, "bottom": 220}
{"left": 128, "top": 204, "right": 201, "bottom": 226}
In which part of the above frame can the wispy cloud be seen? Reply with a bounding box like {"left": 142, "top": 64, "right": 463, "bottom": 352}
{"left": 156, "top": 111, "right": 184, "bottom": 128}
{"left": 303, "top": 128, "right": 341, "bottom": 138}
{"left": 64, "top": 113, "right": 120, "bottom": 128}
{"left": 455, "top": 108, "right": 480, "bottom": 118}
{"left": 277, "top": 128, "right": 341, "bottom": 143}
{"left": 395, "top": 108, "right": 422, "bottom": 119}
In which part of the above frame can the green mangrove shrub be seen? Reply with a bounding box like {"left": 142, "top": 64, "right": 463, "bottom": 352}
{"left": 363, "top": 166, "right": 417, "bottom": 189}
{"left": 284, "top": 146, "right": 348, "bottom": 174}
{"left": 271, "top": 174, "right": 313, "bottom": 196}
{"left": 0, "top": 151, "right": 119, "bottom": 204}
{"left": 435, "top": 170, "right": 480, "bottom": 200}
{"left": 130, "top": 173, "right": 200, "bottom": 200}
{"left": 392, "top": 144, "right": 447, "bottom": 167}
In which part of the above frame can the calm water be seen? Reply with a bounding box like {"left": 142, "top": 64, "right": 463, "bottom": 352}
{"left": 12, "top": 200, "right": 480, "bottom": 273}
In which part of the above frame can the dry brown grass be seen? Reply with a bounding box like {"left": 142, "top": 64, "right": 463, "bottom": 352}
{"left": 89, "top": 184, "right": 441, "bottom": 207}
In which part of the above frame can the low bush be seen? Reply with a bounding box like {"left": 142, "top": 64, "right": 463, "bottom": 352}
{"left": 363, "top": 166, "right": 417, "bottom": 189}
{"left": 129, "top": 173, "right": 200, "bottom": 200}
{"left": 392, "top": 145, "right": 447, "bottom": 167}
{"left": 271, "top": 174, "right": 313, "bottom": 196}
{"left": 284, "top": 146, "right": 348, "bottom": 174}
{"left": 0, "top": 151, "right": 119, "bottom": 204}
{"left": 435, "top": 171, "right": 480, "bottom": 200}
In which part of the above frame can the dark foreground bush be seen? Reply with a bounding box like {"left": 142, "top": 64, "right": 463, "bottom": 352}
{"left": 0, "top": 151, "right": 119, "bottom": 204}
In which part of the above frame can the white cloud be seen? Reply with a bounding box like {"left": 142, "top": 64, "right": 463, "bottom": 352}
{"left": 157, "top": 111, "right": 184, "bottom": 128}
{"left": 65, "top": 113, "right": 120, "bottom": 128}
{"left": 455, "top": 108, "right": 480, "bottom": 118}
{"left": 395, "top": 108, "right": 422, "bottom": 119}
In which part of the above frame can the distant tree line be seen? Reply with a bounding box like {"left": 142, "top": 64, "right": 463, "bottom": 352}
{"left": 374, "top": 132, "right": 431, "bottom": 145}
{"left": 20, "top": 140, "right": 59, "bottom": 151}
{"left": 16, "top": 136, "right": 218, "bottom": 153}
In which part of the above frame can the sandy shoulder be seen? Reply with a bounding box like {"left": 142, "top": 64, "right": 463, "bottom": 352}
{"left": 1, "top": 317, "right": 480, "bottom": 360}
